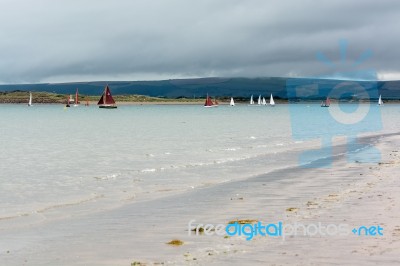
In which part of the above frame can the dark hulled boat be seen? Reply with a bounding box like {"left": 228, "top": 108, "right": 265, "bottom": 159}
{"left": 98, "top": 85, "right": 117, "bottom": 109}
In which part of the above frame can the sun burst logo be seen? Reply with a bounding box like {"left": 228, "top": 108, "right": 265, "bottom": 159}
{"left": 286, "top": 39, "right": 382, "bottom": 168}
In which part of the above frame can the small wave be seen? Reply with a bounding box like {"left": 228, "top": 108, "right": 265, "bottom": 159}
{"left": 36, "top": 194, "right": 105, "bottom": 214}
{"left": 157, "top": 188, "right": 174, "bottom": 192}
{"left": 0, "top": 213, "right": 29, "bottom": 221}
{"left": 256, "top": 145, "right": 268, "bottom": 148}
{"left": 0, "top": 194, "right": 105, "bottom": 220}
{"left": 141, "top": 168, "right": 156, "bottom": 173}
{"left": 129, "top": 153, "right": 279, "bottom": 176}
{"left": 93, "top": 173, "right": 121, "bottom": 180}
{"left": 214, "top": 157, "right": 249, "bottom": 165}
{"left": 249, "top": 136, "right": 257, "bottom": 139}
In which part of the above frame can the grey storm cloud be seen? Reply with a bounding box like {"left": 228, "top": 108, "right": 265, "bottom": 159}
{"left": 0, "top": 0, "right": 399, "bottom": 83}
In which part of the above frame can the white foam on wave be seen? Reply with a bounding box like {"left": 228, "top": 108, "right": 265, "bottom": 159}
{"left": 141, "top": 168, "right": 157, "bottom": 173}
{"left": 214, "top": 156, "right": 249, "bottom": 165}
{"left": 256, "top": 144, "right": 268, "bottom": 148}
{"left": 223, "top": 148, "right": 239, "bottom": 151}
{"left": 94, "top": 173, "right": 121, "bottom": 180}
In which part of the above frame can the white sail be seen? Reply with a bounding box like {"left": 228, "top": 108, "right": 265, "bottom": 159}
{"left": 230, "top": 97, "right": 235, "bottom": 106}
{"left": 262, "top": 97, "right": 266, "bottom": 105}
{"left": 257, "top": 95, "right": 261, "bottom": 105}
{"left": 28, "top": 92, "right": 32, "bottom": 106}
{"left": 378, "top": 95, "right": 383, "bottom": 106}
{"left": 250, "top": 95, "right": 254, "bottom": 105}
{"left": 270, "top": 94, "right": 275, "bottom": 106}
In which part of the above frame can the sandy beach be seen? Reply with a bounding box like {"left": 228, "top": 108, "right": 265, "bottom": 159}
{"left": 190, "top": 133, "right": 400, "bottom": 266}
{"left": 1, "top": 130, "right": 399, "bottom": 265}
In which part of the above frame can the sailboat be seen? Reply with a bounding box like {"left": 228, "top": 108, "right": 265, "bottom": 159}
{"left": 230, "top": 97, "right": 235, "bottom": 106}
{"left": 204, "top": 94, "right": 217, "bottom": 108}
{"left": 28, "top": 92, "right": 32, "bottom": 106}
{"left": 269, "top": 94, "right": 275, "bottom": 106}
{"left": 262, "top": 97, "right": 267, "bottom": 105}
{"left": 66, "top": 95, "right": 71, "bottom": 108}
{"left": 321, "top": 97, "right": 330, "bottom": 107}
{"left": 257, "top": 95, "right": 262, "bottom": 105}
{"left": 249, "top": 95, "right": 255, "bottom": 105}
{"left": 378, "top": 95, "right": 383, "bottom": 106}
{"left": 98, "top": 85, "right": 117, "bottom": 109}
{"left": 73, "top": 88, "right": 79, "bottom": 107}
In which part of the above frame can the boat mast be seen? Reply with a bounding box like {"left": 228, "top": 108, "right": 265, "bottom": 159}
{"left": 103, "top": 86, "right": 106, "bottom": 105}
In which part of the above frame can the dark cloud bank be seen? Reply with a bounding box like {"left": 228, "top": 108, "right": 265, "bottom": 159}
{"left": 0, "top": 0, "right": 400, "bottom": 84}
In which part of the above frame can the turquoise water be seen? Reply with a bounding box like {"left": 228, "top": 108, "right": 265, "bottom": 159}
{"left": 0, "top": 103, "right": 398, "bottom": 220}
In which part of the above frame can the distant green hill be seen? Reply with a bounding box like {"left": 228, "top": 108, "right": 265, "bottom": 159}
{"left": 0, "top": 77, "right": 399, "bottom": 100}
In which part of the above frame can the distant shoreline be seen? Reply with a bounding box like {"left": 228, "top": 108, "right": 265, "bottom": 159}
{"left": 1, "top": 91, "right": 398, "bottom": 104}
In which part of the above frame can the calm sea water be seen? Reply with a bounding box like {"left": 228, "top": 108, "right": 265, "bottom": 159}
{"left": 0, "top": 103, "right": 398, "bottom": 222}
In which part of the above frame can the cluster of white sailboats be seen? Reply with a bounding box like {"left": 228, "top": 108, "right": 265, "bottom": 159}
{"left": 204, "top": 94, "right": 275, "bottom": 107}
{"left": 246, "top": 94, "right": 275, "bottom": 106}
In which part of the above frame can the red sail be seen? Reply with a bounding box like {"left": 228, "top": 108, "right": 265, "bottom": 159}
{"left": 98, "top": 85, "right": 116, "bottom": 105}
{"left": 75, "top": 88, "right": 79, "bottom": 104}
{"left": 97, "top": 95, "right": 104, "bottom": 105}
{"left": 326, "top": 97, "right": 331, "bottom": 106}
{"left": 105, "top": 86, "right": 116, "bottom": 104}
{"left": 204, "top": 95, "right": 213, "bottom": 106}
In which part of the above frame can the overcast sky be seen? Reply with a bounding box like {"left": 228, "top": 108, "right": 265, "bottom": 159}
{"left": 0, "top": 0, "right": 399, "bottom": 83}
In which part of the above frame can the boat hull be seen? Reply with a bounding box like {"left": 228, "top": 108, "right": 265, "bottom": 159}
{"left": 99, "top": 105, "right": 117, "bottom": 109}
{"left": 204, "top": 105, "right": 218, "bottom": 108}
